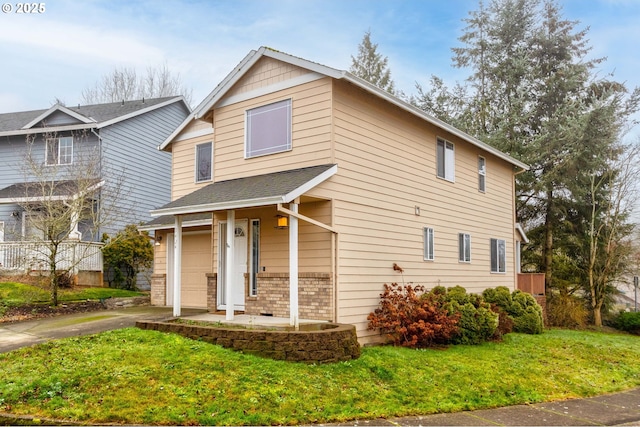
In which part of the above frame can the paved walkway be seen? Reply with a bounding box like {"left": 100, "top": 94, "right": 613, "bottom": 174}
{"left": 1, "top": 308, "right": 639, "bottom": 426}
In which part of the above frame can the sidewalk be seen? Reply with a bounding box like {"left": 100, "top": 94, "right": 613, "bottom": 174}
{"left": 1, "top": 308, "right": 639, "bottom": 426}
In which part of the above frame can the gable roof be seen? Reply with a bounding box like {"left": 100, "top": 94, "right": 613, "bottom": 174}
{"left": 150, "top": 164, "right": 337, "bottom": 217}
{"left": 0, "top": 96, "right": 189, "bottom": 137}
{"left": 160, "top": 47, "right": 528, "bottom": 171}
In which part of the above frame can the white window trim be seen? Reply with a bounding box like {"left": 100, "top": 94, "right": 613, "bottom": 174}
{"left": 423, "top": 227, "right": 434, "bottom": 261}
{"left": 491, "top": 238, "right": 507, "bottom": 274}
{"left": 459, "top": 233, "right": 471, "bottom": 263}
{"left": 46, "top": 136, "right": 73, "bottom": 166}
{"left": 249, "top": 219, "right": 260, "bottom": 297}
{"left": 245, "top": 98, "right": 292, "bottom": 159}
{"left": 478, "top": 156, "right": 486, "bottom": 193}
{"left": 0, "top": 220, "right": 4, "bottom": 242}
{"left": 436, "top": 137, "right": 455, "bottom": 182}
{"left": 195, "top": 141, "right": 213, "bottom": 183}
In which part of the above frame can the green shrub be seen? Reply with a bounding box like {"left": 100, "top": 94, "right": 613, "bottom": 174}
{"left": 483, "top": 287, "right": 544, "bottom": 334}
{"left": 546, "top": 293, "right": 588, "bottom": 328}
{"left": 367, "top": 283, "right": 460, "bottom": 348}
{"left": 440, "top": 286, "right": 498, "bottom": 345}
{"left": 613, "top": 311, "right": 640, "bottom": 335}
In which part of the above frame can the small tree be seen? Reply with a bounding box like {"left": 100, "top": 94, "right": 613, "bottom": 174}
{"left": 15, "top": 130, "right": 126, "bottom": 305}
{"left": 102, "top": 224, "right": 154, "bottom": 290}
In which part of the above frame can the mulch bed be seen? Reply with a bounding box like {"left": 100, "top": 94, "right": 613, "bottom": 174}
{"left": 0, "top": 301, "right": 107, "bottom": 324}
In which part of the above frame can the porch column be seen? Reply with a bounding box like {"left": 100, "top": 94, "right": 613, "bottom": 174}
{"left": 173, "top": 215, "right": 182, "bottom": 317}
{"left": 225, "top": 210, "right": 235, "bottom": 321}
{"left": 289, "top": 202, "right": 299, "bottom": 327}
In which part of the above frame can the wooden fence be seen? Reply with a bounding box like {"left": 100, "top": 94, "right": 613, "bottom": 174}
{"left": 517, "top": 273, "right": 545, "bottom": 295}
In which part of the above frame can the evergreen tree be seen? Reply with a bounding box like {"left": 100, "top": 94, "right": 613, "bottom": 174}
{"left": 350, "top": 30, "right": 396, "bottom": 95}
{"left": 415, "top": 0, "right": 639, "bottom": 324}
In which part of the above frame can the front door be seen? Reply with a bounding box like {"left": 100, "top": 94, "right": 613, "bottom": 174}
{"left": 218, "top": 219, "right": 248, "bottom": 310}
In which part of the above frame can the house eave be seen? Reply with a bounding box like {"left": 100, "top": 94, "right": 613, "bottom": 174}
{"left": 150, "top": 195, "right": 287, "bottom": 217}
{"left": 0, "top": 123, "right": 98, "bottom": 137}
{"left": 139, "top": 218, "right": 213, "bottom": 232}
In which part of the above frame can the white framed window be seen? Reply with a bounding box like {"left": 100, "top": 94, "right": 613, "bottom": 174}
{"left": 491, "top": 238, "right": 506, "bottom": 273}
{"left": 195, "top": 142, "right": 213, "bottom": 183}
{"left": 436, "top": 138, "right": 455, "bottom": 181}
{"left": 46, "top": 136, "right": 73, "bottom": 165}
{"left": 249, "top": 219, "right": 260, "bottom": 296}
{"left": 458, "top": 233, "right": 471, "bottom": 263}
{"left": 478, "top": 156, "right": 486, "bottom": 192}
{"left": 0, "top": 221, "right": 4, "bottom": 242}
{"left": 245, "top": 99, "right": 292, "bottom": 158}
{"left": 423, "top": 227, "right": 434, "bottom": 261}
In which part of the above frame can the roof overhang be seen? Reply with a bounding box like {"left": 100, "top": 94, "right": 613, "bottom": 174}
{"left": 22, "top": 104, "right": 96, "bottom": 130}
{"left": 0, "top": 179, "right": 104, "bottom": 204}
{"left": 150, "top": 164, "right": 337, "bottom": 217}
{"left": 516, "top": 223, "right": 529, "bottom": 244}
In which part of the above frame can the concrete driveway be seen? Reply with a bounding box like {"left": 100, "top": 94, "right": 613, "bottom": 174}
{"left": 0, "top": 306, "right": 206, "bottom": 353}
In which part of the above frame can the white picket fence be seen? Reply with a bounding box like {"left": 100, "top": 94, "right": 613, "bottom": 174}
{"left": 0, "top": 241, "right": 103, "bottom": 273}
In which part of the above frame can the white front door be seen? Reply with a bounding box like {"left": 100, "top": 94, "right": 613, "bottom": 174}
{"left": 218, "top": 219, "right": 248, "bottom": 310}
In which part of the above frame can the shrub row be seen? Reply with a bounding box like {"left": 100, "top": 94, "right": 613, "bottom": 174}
{"left": 367, "top": 283, "right": 544, "bottom": 348}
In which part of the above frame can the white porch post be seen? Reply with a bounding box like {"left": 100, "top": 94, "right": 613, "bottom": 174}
{"left": 289, "top": 202, "right": 299, "bottom": 328}
{"left": 173, "top": 215, "right": 182, "bottom": 317}
{"left": 225, "top": 210, "right": 235, "bottom": 321}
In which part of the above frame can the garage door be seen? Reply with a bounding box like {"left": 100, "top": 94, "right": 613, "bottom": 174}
{"left": 168, "top": 231, "right": 212, "bottom": 308}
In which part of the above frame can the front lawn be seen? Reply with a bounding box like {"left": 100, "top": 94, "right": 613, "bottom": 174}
{"left": 0, "top": 328, "right": 639, "bottom": 425}
{"left": 0, "top": 281, "right": 143, "bottom": 307}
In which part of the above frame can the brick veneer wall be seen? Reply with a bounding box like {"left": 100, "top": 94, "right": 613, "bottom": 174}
{"left": 136, "top": 319, "right": 360, "bottom": 363}
{"left": 245, "top": 273, "right": 333, "bottom": 321}
{"left": 150, "top": 274, "right": 166, "bottom": 306}
{"left": 206, "top": 272, "right": 334, "bottom": 321}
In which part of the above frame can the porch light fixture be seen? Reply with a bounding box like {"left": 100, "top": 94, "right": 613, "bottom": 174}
{"left": 154, "top": 235, "right": 162, "bottom": 246}
{"left": 275, "top": 214, "right": 289, "bottom": 229}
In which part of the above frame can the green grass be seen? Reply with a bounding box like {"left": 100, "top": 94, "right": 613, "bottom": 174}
{"left": 0, "top": 328, "right": 638, "bottom": 425}
{"left": 0, "top": 282, "right": 143, "bottom": 307}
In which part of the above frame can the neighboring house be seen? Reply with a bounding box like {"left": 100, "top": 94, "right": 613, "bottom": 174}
{"left": 143, "top": 47, "right": 529, "bottom": 343}
{"left": 0, "top": 97, "right": 190, "bottom": 283}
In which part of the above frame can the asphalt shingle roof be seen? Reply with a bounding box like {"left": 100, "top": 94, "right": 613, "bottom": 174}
{"left": 0, "top": 97, "right": 178, "bottom": 132}
{"left": 0, "top": 179, "right": 102, "bottom": 201}
{"left": 151, "top": 164, "right": 336, "bottom": 215}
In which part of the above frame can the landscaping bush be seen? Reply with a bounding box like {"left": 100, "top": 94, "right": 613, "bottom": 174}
{"left": 102, "top": 224, "right": 154, "bottom": 290}
{"left": 441, "top": 286, "right": 498, "bottom": 345}
{"left": 367, "top": 283, "right": 460, "bottom": 348}
{"left": 483, "top": 287, "right": 544, "bottom": 334}
{"left": 545, "top": 293, "right": 588, "bottom": 328}
{"left": 612, "top": 311, "right": 640, "bottom": 335}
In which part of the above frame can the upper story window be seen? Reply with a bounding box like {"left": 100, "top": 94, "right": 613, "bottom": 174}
{"left": 478, "top": 156, "right": 486, "bottom": 192}
{"left": 195, "top": 142, "right": 213, "bottom": 183}
{"left": 436, "top": 138, "right": 454, "bottom": 181}
{"left": 458, "top": 233, "right": 471, "bottom": 263}
{"left": 245, "top": 99, "right": 292, "bottom": 158}
{"left": 46, "top": 136, "right": 73, "bottom": 165}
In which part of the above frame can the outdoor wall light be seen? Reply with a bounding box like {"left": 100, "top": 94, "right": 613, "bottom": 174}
{"left": 155, "top": 235, "right": 163, "bottom": 246}
{"left": 275, "top": 215, "right": 289, "bottom": 229}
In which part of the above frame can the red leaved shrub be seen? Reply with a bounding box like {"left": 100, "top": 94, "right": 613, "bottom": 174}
{"left": 367, "top": 283, "right": 460, "bottom": 348}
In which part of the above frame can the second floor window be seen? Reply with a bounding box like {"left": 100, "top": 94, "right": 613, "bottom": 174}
{"left": 245, "top": 99, "right": 292, "bottom": 158}
{"left": 437, "top": 138, "right": 454, "bottom": 181}
{"left": 46, "top": 137, "right": 73, "bottom": 165}
{"left": 478, "top": 156, "right": 486, "bottom": 192}
{"left": 196, "top": 142, "right": 213, "bottom": 182}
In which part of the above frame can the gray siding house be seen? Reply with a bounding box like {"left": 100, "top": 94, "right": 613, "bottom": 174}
{"left": 0, "top": 97, "right": 190, "bottom": 282}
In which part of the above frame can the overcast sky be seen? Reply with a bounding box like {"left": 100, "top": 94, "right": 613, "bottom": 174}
{"left": 1, "top": 0, "right": 639, "bottom": 134}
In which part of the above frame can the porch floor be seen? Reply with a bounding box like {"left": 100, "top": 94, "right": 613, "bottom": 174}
{"left": 181, "top": 312, "right": 328, "bottom": 329}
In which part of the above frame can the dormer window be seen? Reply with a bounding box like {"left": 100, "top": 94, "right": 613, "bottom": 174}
{"left": 245, "top": 99, "right": 292, "bottom": 158}
{"left": 46, "top": 136, "right": 73, "bottom": 165}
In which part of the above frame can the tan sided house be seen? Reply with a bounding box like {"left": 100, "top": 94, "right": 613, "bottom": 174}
{"left": 143, "top": 47, "right": 529, "bottom": 344}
